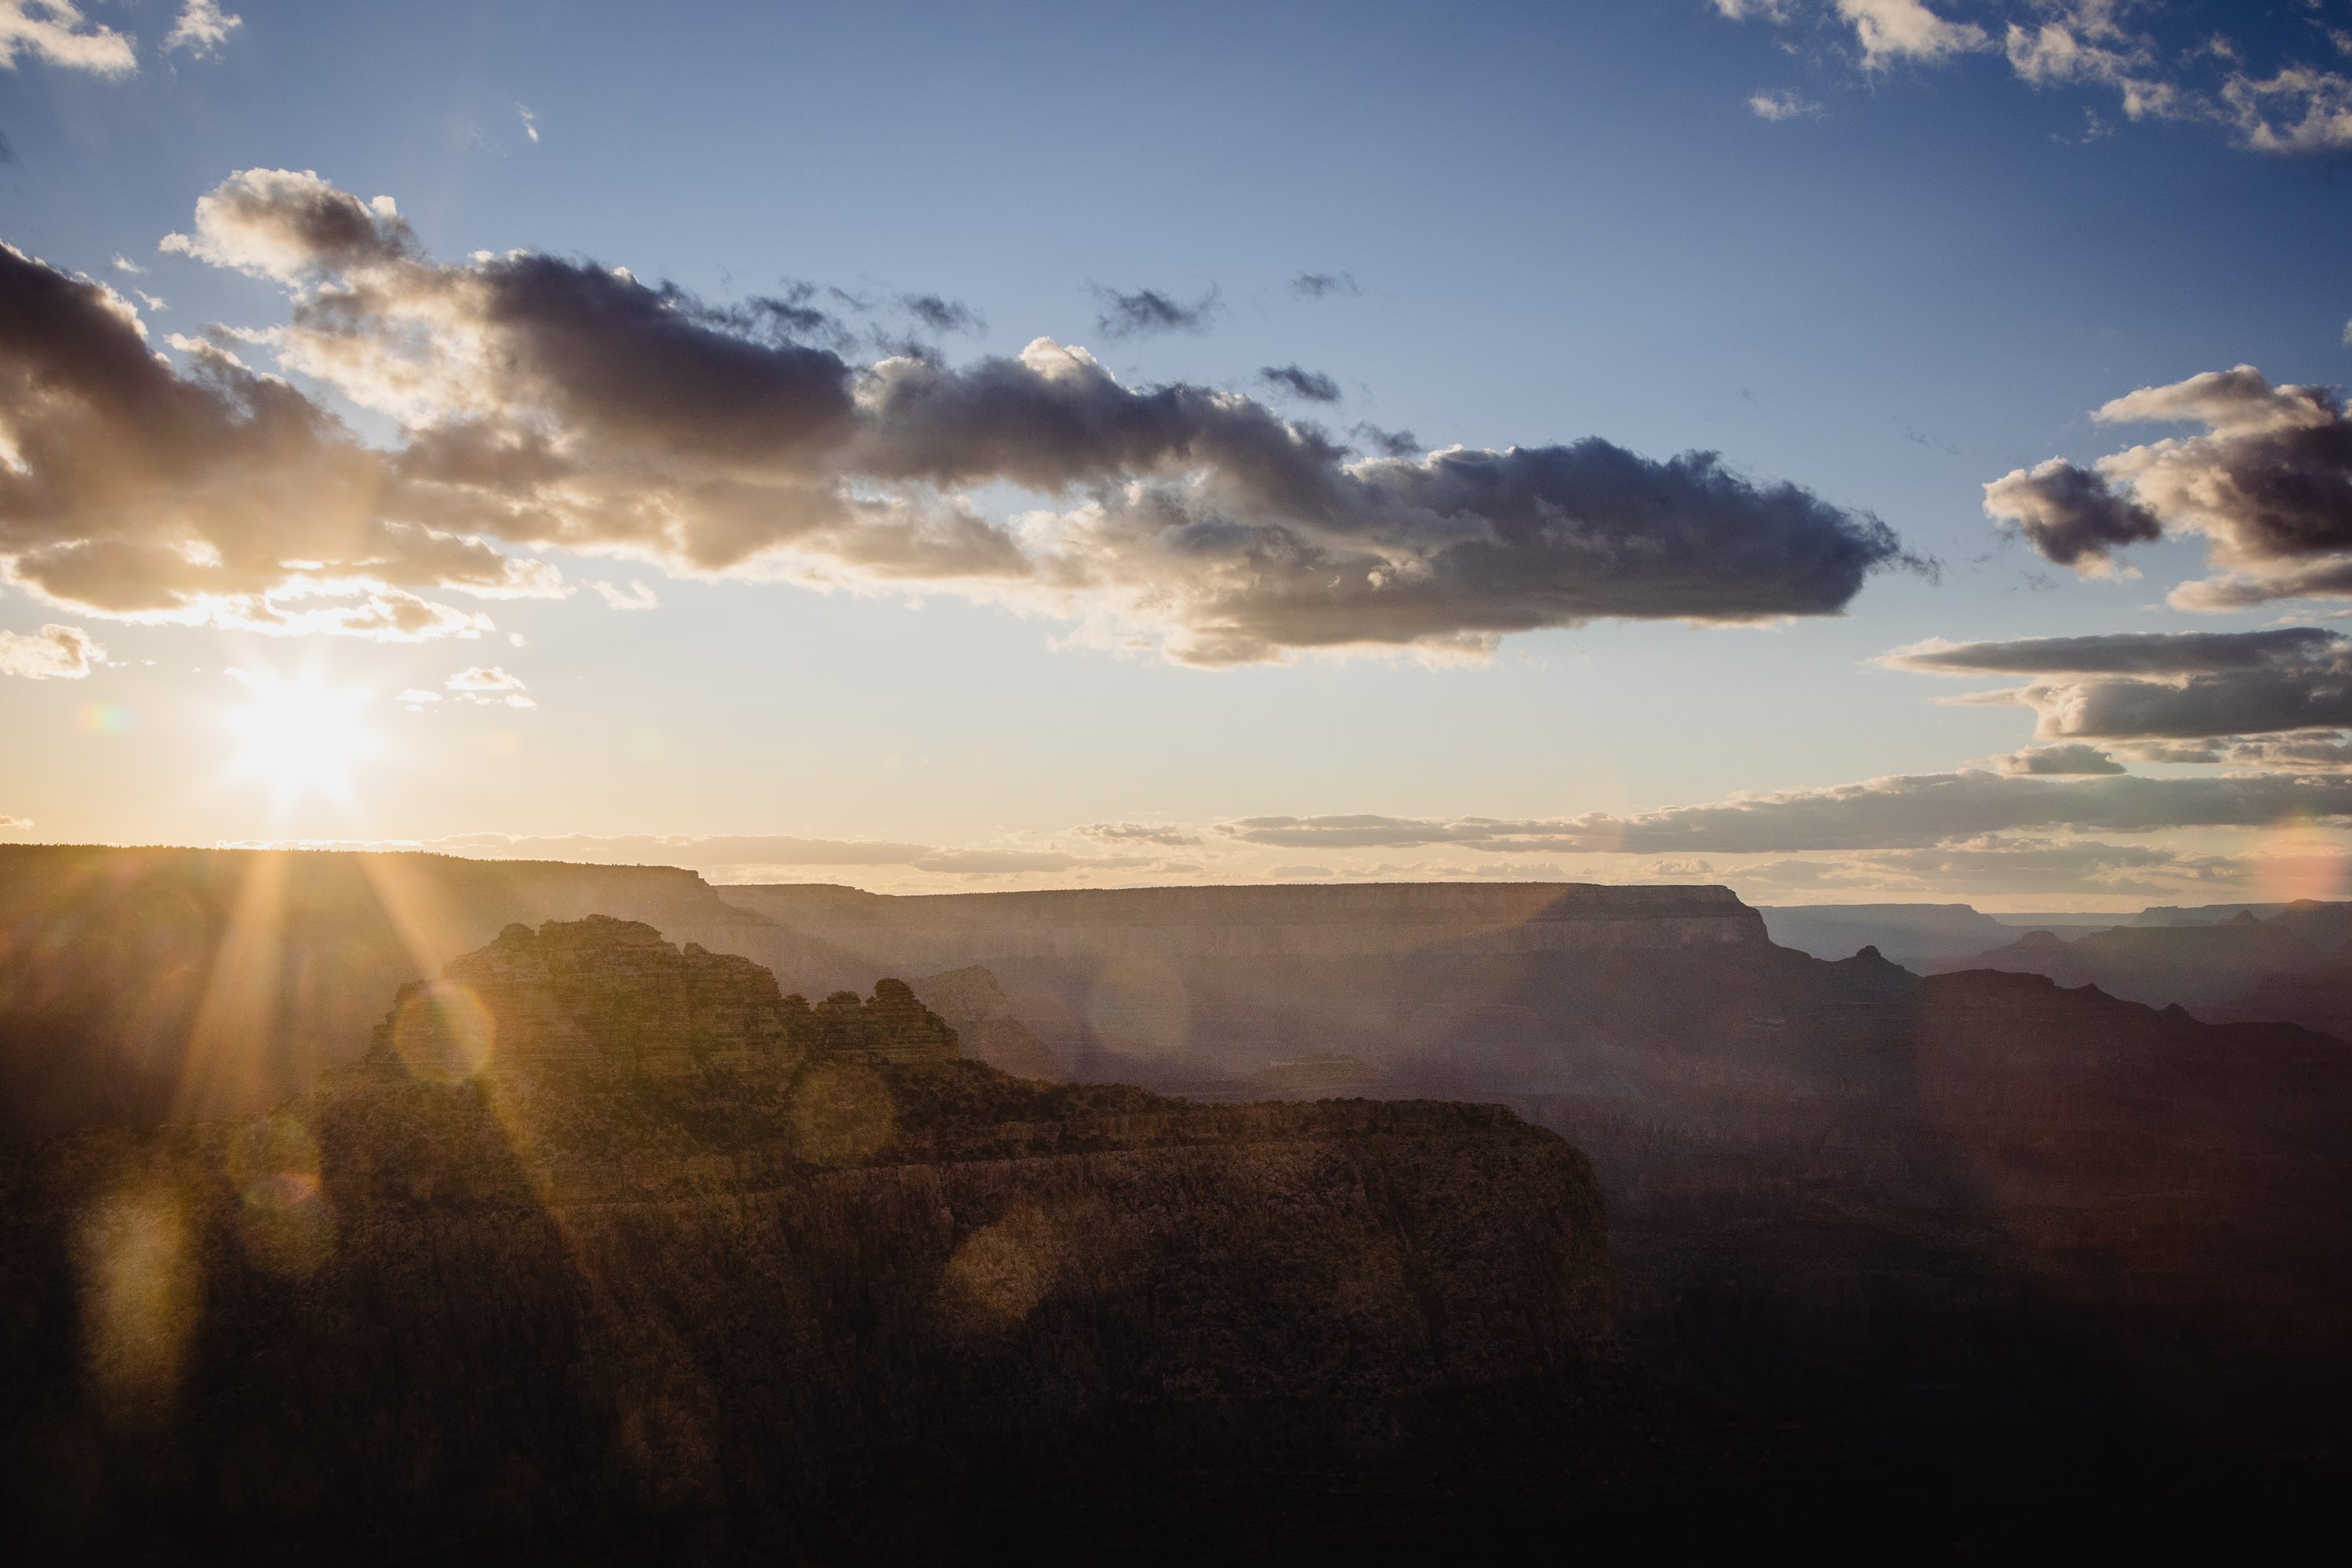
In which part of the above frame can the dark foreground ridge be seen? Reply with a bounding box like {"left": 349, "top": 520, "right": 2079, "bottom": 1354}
{"left": 1, "top": 916, "right": 1910, "bottom": 1563}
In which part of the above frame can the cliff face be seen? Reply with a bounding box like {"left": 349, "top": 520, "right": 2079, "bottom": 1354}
{"left": 0, "top": 846, "right": 772, "bottom": 1138}
{"left": 0, "top": 917, "right": 1628, "bottom": 1563}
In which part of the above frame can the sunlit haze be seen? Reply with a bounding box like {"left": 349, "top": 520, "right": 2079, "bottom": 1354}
{"left": 3, "top": 1, "right": 2350, "bottom": 910}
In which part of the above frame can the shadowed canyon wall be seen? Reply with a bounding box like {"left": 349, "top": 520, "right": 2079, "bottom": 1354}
{"left": 0, "top": 918, "right": 1702, "bottom": 1563}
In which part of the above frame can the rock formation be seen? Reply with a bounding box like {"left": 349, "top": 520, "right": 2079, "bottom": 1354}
{"left": 0, "top": 915, "right": 1719, "bottom": 1562}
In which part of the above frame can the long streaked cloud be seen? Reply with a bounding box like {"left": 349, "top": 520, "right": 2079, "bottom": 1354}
{"left": 359, "top": 831, "right": 1164, "bottom": 880}
{"left": 1736, "top": 835, "right": 2296, "bottom": 900}
{"left": 1987, "top": 367, "right": 2352, "bottom": 608}
{"left": 1218, "top": 770, "right": 2352, "bottom": 855}
{"left": 0, "top": 171, "right": 1920, "bottom": 663}
{"left": 1891, "top": 628, "right": 2352, "bottom": 742}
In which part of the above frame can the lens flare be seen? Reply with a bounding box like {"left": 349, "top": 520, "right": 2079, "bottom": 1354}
{"left": 2249, "top": 814, "right": 2352, "bottom": 903}
{"left": 224, "top": 668, "right": 376, "bottom": 808}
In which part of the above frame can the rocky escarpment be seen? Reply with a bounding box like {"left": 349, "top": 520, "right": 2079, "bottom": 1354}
{"left": 0, "top": 917, "right": 1661, "bottom": 1563}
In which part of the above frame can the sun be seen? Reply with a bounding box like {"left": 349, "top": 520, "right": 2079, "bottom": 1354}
{"left": 225, "top": 669, "right": 377, "bottom": 808}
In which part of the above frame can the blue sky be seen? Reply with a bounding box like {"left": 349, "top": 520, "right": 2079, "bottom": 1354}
{"left": 3, "top": 1, "right": 2351, "bottom": 907}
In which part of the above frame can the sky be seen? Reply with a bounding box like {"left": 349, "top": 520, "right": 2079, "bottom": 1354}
{"left": 3, "top": 0, "right": 2351, "bottom": 909}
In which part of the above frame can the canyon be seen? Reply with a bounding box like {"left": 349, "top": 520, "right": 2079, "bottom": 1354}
{"left": 0, "top": 916, "right": 1806, "bottom": 1562}
{"left": 3, "top": 850, "right": 2348, "bottom": 1549}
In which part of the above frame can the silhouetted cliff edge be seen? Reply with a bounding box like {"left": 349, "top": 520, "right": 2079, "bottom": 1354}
{"left": 2, "top": 917, "right": 1757, "bottom": 1563}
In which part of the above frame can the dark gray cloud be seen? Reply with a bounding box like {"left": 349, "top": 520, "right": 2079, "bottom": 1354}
{"left": 1258, "top": 364, "right": 1341, "bottom": 403}
{"left": 0, "top": 169, "right": 1923, "bottom": 662}
{"left": 1220, "top": 769, "right": 2352, "bottom": 855}
{"left": 1892, "top": 628, "right": 2352, "bottom": 742}
{"left": 1888, "top": 627, "right": 2341, "bottom": 677}
{"left": 1980, "top": 457, "right": 2161, "bottom": 569}
{"left": 1350, "top": 423, "right": 1421, "bottom": 458}
{"left": 898, "top": 292, "right": 983, "bottom": 335}
{"left": 1290, "top": 272, "right": 1359, "bottom": 299}
{"left": 1091, "top": 285, "right": 1220, "bottom": 339}
{"left": 1991, "top": 366, "right": 2352, "bottom": 606}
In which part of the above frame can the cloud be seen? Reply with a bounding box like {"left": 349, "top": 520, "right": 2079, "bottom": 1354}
{"left": 1074, "top": 822, "right": 1203, "bottom": 848}
{"left": 1, "top": 171, "right": 1921, "bottom": 664}
{"left": 1886, "top": 627, "right": 2341, "bottom": 677}
{"left": 1990, "top": 366, "right": 2352, "bottom": 606}
{"left": 1289, "top": 272, "right": 1359, "bottom": 299}
{"left": 1737, "top": 835, "right": 2254, "bottom": 898}
{"left": 898, "top": 293, "right": 982, "bottom": 335}
{"left": 1091, "top": 285, "right": 1219, "bottom": 339}
{"left": 447, "top": 665, "right": 533, "bottom": 706}
{"left": 1891, "top": 628, "right": 2352, "bottom": 743}
{"left": 1981, "top": 457, "right": 2161, "bottom": 571}
{"left": 2223, "top": 65, "right": 2352, "bottom": 153}
{"left": 517, "top": 105, "right": 539, "bottom": 143}
{"left": 164, "top": 1, "right": 240, "bottom": 59}
{"left": 1218, "top": 770, "right": 2352, "bottom": 855}
{"left": 0, "top": 2, "right": 135, "bottom": 75}
{"left": 0, "top": 621, "right": 102, "bottom": 678}
{"left": 1993, "top": 742, "right": 2124, "bottom": 775}
{"left": 408, "top": 830, "right": 1155, "bottom": 879}
{"left": 1717, "top": 2, "right": 2352, "bottom": 154}
{"left": 591, "top": 579, "right": 659, "bottom": 611}
{"left": 0, "top": 814, "right": 28, "bottom": 830}
{"left": 1257, "top": 364, "right": 1341, "bottom": 403}
{"left": 1349, "top": 423, "right": 1421, "bottom": 459}
{"left": 1269, "top": 864, "right": 1334, "bottom": 879}
{"left": 1748, "top": 89, "right": 1820, "bottom": 120}
{"left": 1835, "top": 0, "right": 1987, "bottom": 67}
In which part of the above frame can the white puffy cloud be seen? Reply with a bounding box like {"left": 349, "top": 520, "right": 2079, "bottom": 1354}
{"left": 1837, "top": 0, "right": 1987, "bottom": 67}
{"left": 163, "top": 1, "right": 240, "bottom": 59}
{"left": 0, "top": 2, "right": 134, "bottom": 75}
{"left": 0, "top": 621, "right": 101, "bottom": 678}
{"left": 1715, "top": 2, "right": 2352, "bottom": 154}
